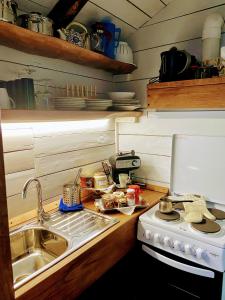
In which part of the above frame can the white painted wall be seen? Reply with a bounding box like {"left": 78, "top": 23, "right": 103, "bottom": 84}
{"left": 3, "top": 119, "right": 115, "bottom": 218}
{"left": 117, "top": 0, "right": 225, "bottom": 188}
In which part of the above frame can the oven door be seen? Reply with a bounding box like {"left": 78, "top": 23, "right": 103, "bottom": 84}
{"left": 139, "top": 244, "right": 223, "bottom": 300}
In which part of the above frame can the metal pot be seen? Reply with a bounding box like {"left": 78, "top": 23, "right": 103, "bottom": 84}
{"left": 159, "top": 197, "right": 173, "bottom": 214}
{"left": 17, "top": 12, "right": 53, "bottom": 36}
{"left": 0, "top": 0, "right": 17, "bottom": 23}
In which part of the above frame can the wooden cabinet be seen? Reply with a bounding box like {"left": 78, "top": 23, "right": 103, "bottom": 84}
{"left": 147, "top": 77, "right": 225, "bottom": 110}
{"left": 0, "top": 22, "right": 137, "bottom": 75}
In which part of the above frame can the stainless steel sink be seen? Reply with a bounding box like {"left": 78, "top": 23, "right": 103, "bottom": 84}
{"left": 10, "top": 209, "right": 118, "bottom": 289}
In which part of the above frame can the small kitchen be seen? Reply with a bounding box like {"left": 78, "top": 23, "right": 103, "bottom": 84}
{"left": 1, "top": 1, "right": 225, "bottom": 300}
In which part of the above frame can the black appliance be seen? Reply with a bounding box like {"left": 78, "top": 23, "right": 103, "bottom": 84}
{"left": 159, "top": 47, "right": 199, "bottom": 82}
{"left": 109, "top": 150, "right": 141, "bottom": 184}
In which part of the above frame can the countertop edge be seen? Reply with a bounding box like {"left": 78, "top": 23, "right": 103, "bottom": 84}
{"left": 15, "top": 190, "right": 165, "bottom": 300}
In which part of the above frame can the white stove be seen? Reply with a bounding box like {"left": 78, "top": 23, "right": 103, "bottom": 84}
{"left": 138, "top": 202, "right": 225, "bottom": 272}
{"left": 137, "top": 135, "right": 225, "bottom": 300}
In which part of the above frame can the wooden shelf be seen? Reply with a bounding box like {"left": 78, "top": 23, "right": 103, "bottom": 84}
{"left": 147, "top": 77, "right": 225, "bottom": 110}
{"left": 0, "top": 22, "right": 137, "bottom": 75}
{"left": 0, "top": 109, "right": 142, "bottom": 123}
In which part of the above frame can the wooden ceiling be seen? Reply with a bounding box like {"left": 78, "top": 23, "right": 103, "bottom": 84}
{"left": 17, "top": 0, "right": 173, "bottom": 38}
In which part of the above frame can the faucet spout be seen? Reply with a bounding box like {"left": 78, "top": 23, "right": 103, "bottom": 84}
{"left": 22, "top": 178, "right": 50, "bottom": 225}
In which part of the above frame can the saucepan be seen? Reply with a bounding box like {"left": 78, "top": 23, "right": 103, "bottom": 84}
{"left": 159, "top": 197, "right": 173, "bottom": 214}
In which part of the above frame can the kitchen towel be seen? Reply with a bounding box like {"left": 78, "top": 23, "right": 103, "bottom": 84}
{"left": 59, "top": 198, "right": 83, "bottom": 212}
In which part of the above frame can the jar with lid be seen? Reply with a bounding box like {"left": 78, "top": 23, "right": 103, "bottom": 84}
{"left": 126, "top": 188, "right": 135, "bottom": 206}
{"left": 94, "top": 171, "right": 108, "bottom": 189}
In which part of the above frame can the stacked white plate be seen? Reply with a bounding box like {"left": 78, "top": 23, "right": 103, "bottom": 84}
{"left": 86, "top": 99, "right": 112, "bottom": 111}
{"left": 108, "top": 92, "right": 141, "bottom": 111}
{"left": 54, "top": 97, "right": 86, "bottom": 110}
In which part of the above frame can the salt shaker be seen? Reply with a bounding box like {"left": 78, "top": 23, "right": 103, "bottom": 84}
{"left": 126, "top": 188, "right": 135, "bottom": 206}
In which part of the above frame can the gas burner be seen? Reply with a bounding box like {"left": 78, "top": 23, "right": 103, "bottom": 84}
{"left": 155, "top": 210, "right": 180, "bottom": 222}
{"left": 191, "top": 219, "right": 221, "bottom": 234}
{"left": 208, "top": 208, "right": 225, "bottom": 220}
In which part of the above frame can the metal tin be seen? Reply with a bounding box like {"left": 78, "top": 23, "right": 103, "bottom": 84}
{"left": 63, "top": 183, "right": 81, "bottom": 207}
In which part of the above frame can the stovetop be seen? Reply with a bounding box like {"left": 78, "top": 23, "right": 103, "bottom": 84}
{"left": 140, "top": 202, "right": 225, "bottom": 249}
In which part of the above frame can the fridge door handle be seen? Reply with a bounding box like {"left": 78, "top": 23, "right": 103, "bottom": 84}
{"left": 142, "top": 244, "right": 215, "bottom": 278}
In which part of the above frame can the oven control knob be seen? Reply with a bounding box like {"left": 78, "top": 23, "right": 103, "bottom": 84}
{"left": 184, "top": 244, "right": 192, "bottom": 255}
{"left": 153, "top": 233, "right": 160, "bottom": 243}
{"left": 163, "top": 236, "right": 172, "bottom": 247}
{"left": 196, "top": 248, "right": 205, "bottom": 259}
{"left": 145, "top": 230, "right": 152, "bottom": 240}
{"left": 174, "top": 240, "right": 181, "bottom": 251}
{"left": 132, "top": 159, "right": 139, "bottom": 167}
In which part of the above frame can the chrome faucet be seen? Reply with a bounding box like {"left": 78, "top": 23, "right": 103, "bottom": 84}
{"left": 22, "top": 178, "right": 50, "bottom": 225}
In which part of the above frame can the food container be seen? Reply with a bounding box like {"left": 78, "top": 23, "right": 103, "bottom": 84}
{"left": 94, "top": 171, "right": 108, "bottom": 189}
{"left": 128, "top": 185, "right": 141, "bottom": 204}
{"left": 80, "top": 176, "right": 94, "bottom": 188}
{"left": 126, "top": 188, "right": 135, "bottom": 206}
{"left": 101, "top": 193, "right": 115, "bottom": 209}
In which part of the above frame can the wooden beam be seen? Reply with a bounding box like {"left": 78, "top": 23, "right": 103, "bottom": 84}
{"left": 48, "top": 0, "right": 89, "bottom": 29}
{"left": 0, "top": 110, "right": 14, "bottom": 300}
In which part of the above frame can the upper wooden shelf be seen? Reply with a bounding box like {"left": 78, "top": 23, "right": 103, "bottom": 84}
{"left": 0, "top": 22, "right": 137, "bottom": 75}
{"left": 147, "top": 77, "right": 225, "bottom": 110}
{"left": 0, "top": 109, "right": 142, "bottom": 123}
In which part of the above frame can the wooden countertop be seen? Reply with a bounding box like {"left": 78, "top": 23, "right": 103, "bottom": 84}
{"left": 15, "top": 189, "right": 166, "bottom": 300}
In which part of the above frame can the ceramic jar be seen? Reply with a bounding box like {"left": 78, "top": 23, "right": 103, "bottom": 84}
{"left": 115, "top": 41, "right": 133, "bottom": 64}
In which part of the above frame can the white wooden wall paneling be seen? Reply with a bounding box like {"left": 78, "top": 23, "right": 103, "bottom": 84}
{"left": 34, "top": 131, "right": 115, "bottom": 157}
{"left": 0, "top": 60, "right": 114, "bottom": 95}
{"left": 17, "top": 0, "right": 49, "bottom": 15}
{"left": 131, "top": 39, "right": 202, "bottom": 80}
{"left": 118, "top": 135, "right": 172, "bottom": 156}
{"left": 75, "top": 2, "right": 136, "bottom": 39}
{"left": 119, "top": 114, "right": 225, "bottom": 136}
{"left": 0, "top": 46, "right": 113, "bottom": 82}
{"left": 7, "top": 188, "right": 38, "bottom": 219}
{"left": 129, "top": 5, "right": 225, "bottom": 51}
{"left": 129, "top": 0, "right": 165, "bottom": 18}
{"left": 6, "top": 160, "right": 107, "bottom": 218}
{"left": 133, "top": 152, "right": 171, "bottom": 184}
{"left": 89, "top": 0, "right": 149, "bottom": 29}
{"left": 39, "top": 161, "right": 104, "bottom": 200}
{"left": 146, "top": 0, "right": 225, "bottom": 26}
{"left": 35, "top": 144, "right": 115, "bottom": 176}
{"left": 2, "top": 128, "right": 33, "bottom": 152}
{"left": 6, "top": 169, "right": 35, "bottom": 197}
{"left": 4, "top": 149, "right": 35, "bottom": 174}
{"left": 32, "top": 119, "right": 115, "bottom": 137}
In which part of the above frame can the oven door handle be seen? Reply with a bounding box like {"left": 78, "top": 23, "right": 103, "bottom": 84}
{"left": 142, "top": 244, "right": 215, "bottom": 278}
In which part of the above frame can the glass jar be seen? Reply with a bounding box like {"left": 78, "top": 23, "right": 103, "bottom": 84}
{"left": 126, "top": 188, "right": 135, "bottom": 206}
{"left": 94, "top": 171, "right": 108, "bottom": 189}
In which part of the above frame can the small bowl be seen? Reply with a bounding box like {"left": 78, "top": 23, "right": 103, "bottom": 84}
{"left": 108, "top": 92, "right": 135, "bottom": 100}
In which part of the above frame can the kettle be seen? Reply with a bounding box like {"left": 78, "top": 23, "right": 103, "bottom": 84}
{"left": 0, "top": 0, "right": 17, "bottom": 23}
{"left": 57, "top": 21, "right": 90, "bottom": 49}
{"left": 159, "top": 47, "right": 198, "bottom": 82}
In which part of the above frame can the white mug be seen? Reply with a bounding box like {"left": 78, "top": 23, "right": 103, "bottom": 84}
{"left": 0, "top": 88, "right": 16, "bottom": 109}
{"left": 118, "top": 173, "right": 129, "bottom": 188}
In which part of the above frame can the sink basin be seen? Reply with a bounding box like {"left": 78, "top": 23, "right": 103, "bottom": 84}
{"left": 10, "top": 209, "right": 118, "bottom": 289}
{"left": 10, "top": 227, "right": 69, "bottom": 288}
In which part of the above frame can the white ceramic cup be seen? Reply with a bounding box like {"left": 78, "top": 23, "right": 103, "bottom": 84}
{"left": 118, "top": 173, "right": 129, "bottom": 188}
{"left": 0, "top": 88, "right": 16, "bottom": 109}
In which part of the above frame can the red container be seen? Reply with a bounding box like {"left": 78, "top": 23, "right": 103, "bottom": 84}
{"left": 80, "top": 176, "right": 94, "bottom": 188}
{"left": 128, "top": 185, "right": 141, "bottom": 204}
